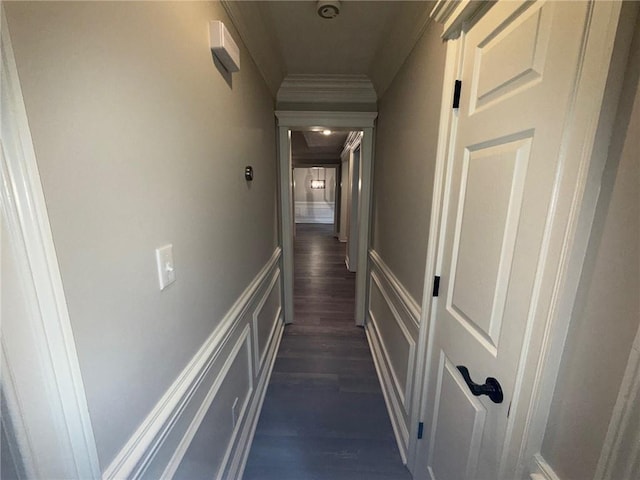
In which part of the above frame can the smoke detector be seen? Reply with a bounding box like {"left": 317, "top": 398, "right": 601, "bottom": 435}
{"left": 317, "top": 1, "right": 340, "bottom": 19}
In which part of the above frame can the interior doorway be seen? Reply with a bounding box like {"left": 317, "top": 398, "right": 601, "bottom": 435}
{"left": 275, "top": 111, "right": 377, "bottom": 327}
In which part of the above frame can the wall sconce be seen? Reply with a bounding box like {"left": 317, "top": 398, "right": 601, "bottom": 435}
{"left": 310, "top": 167, "right": 326, "bottom": 189}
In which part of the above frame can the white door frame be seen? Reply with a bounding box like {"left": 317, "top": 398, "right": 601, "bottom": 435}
{"left": 409, "top": 1, "right": 628, "bottom": 478}
{"left": 0, "top": 6, "right": 101, "bottom": 478}
{"left": 275, "top": 111, "right": 377, "bottom": 326}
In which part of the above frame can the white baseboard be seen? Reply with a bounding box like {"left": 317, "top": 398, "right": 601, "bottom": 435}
{"left": 102, "top": 248, "right": 283, "bottom": 479}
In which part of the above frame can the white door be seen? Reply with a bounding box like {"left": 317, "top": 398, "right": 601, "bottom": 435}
{"left": 422, "top": 2, "right": 597, "bottom": 479}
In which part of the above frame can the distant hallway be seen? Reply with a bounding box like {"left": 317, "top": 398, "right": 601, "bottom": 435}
{"left": 243, "top": 224, "right": 411, "bottom": 480}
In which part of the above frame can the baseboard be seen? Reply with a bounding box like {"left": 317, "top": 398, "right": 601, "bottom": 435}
{"left": 530, "top": 454, "right": 562, "bottom": 480}
{"left": 102, "top": 248, "right": 282, "bottom": 480}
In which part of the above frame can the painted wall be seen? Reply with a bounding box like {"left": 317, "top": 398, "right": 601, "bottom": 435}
{"left": 293, "top": 167, "right": 336, "bottom": 224}
{"left": 4, "top": 1, "right": 278, "bottom": 473}
{"left": 371, "top": 20, "right": 446, "bottom": 305}
{"left": 366, "top": 18, "right": 447, "bottom": 459}
{"left": 542, "top": 12, "right": 640, "bottom": 479}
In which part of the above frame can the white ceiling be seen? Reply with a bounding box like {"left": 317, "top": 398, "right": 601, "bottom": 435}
{"left": 222, "top": 1, "right": 435, "bottom": 97}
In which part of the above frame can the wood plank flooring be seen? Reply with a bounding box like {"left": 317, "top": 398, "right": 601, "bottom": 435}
{"left": 243, "top": 224, "right": 411, "bottom": 480}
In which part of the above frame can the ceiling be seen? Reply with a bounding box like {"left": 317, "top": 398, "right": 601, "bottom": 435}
{"left": 291, "top": 130, "right": 350, "bottom": 166}
{"left": 265, "top": 1, "right": 400, "bottom": 75}
{"left": 222, "top": 1, "right": 435, "bottom": 97}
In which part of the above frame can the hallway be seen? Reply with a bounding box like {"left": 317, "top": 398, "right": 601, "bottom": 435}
{"left": 243, "top": 224, "right": 410, "bottom": 480}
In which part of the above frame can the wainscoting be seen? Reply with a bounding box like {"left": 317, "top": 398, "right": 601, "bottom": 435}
{"left": 102, "top": 248, "right": 284, "bottom": 480}
{"left": 294, "top": 201, "right": 335, "bottom": 224}
{"left": 366, "top": 250, "right": 420, "bottom": 463}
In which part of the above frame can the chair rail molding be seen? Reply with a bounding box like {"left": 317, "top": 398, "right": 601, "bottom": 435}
{"left": 103, "top": 248, "right": 283, "bottom": 480}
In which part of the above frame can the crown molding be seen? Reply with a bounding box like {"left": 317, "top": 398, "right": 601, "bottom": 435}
{"left": 220, "top": 0, "right": 285, "bottom": 97}
{"left": 276, "top": 74, "right": 378, "bottom": 106}
{"left": 275, "top": 110, "right": 378, "bottom": 129}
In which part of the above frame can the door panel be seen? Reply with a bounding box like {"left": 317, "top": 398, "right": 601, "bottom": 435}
{"left": 424, "top": 1, "right": 591, "bottom": 478}
{"left": 450, "top": 136, "right": 531, "bottom": 354}
{"left": 429, "top": 354, "right": 486, "bottom": 480}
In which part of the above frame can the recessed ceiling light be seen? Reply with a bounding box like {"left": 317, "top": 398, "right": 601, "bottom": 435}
{"left": 323, "top": 129, "right": 332, "bottom": 135}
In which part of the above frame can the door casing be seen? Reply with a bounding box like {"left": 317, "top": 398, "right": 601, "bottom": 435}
{"left": 275, "top": 111, "right": 377, "bottom": 326}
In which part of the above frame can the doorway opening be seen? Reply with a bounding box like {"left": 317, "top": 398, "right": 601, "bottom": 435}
{"left": 290, "top": 128, "right": 361, "bottom": 326}
{"left": 275, "top": 111, "right": 377, "bottom": 328}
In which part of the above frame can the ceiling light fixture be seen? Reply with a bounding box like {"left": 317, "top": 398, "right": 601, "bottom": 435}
{"left": 317, "top": 1, "right": 340, "bottom": 20}
{"left": 323, "top": 129, "right": 332, "bottom": 136}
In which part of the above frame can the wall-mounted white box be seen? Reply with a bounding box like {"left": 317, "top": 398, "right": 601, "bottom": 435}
{"left": 209, "top": 20, "right": 240, "bottom": 73}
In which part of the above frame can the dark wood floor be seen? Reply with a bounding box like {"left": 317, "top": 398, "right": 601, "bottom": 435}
{"left": 243, "top": 224, "right": 411, "bottom": 480}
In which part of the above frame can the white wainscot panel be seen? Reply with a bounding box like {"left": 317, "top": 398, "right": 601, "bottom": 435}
{"left": 103, "top": 249, "right": 283, "bottom": 480}
{"left": 171, "top": 327, "right": 253, "bottom": 480}
{"left": 369, "top": 276, "right": 414, "bottom": 408}
{"left": 252, "top": 269, "right": 282, "bottom": 374}
{"left": 294, "top": 201, "right": 335, "bottom": 224}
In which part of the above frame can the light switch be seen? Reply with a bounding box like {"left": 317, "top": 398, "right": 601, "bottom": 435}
{"left": 155, "top": 244, "right": 175, "bottom": 290}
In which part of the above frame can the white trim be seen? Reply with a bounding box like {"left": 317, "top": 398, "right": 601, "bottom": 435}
{"left": 275, "top": 111, "right": 378, "bottom": 326}
{"left": 275, "top": 111, "right": 377, "bottom": 129}
{"left": 0, "top": 8, "right": 101, "bottom": 478}
{"left": 514, "top": 3, "right": 626, "bottom": 477}
{"left": 408, "top": 31, "right": 461, "bottom": 476}
{"left": 530, "top": 454, "right": 562, "bottom": 480}
{"left": 161, "top": 325, "right": 253, "bottom": 480}
{"left": 103, "top": 248, "right": 281, "bottom": 479}
{"left": 430, "top": 0, "right": 494, "bottom": 40}
{"left": 251, "top": 268, "right": 281, "bottom": 373}
{"left": 277, "top": 74, "right": 377, "bottom": 105}
{"left": 365, "top": 317, "right": 409, "bottom": 464}
{"left": 369, "top": 271, "right": 416, "bottom": 410}
{"left": 594, "top": 325, "right": 640, "bottom": 480}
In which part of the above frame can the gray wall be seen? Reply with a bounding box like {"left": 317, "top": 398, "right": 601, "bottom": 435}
{"left": 542, "top": 10, "right": 640, "bottom": 479}
{"left": 5, "top": 1, "right": 277, "bottom": 471}
{"left": 371, "top": 20, "right": 447, "bottom": 304}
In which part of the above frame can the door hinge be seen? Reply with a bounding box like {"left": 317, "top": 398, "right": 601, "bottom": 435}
{"left": 417, "top": 422, "right": 424, "bottom": 439}
{"left": 433, "top": 276, "right": 441, "bottom": 297}
{"left": 453, "top": 80, "right": 462, "bottom": 109}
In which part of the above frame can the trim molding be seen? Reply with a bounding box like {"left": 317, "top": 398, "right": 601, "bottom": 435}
{"left": 103, "top": 248, "right": 282, "bottom": 479}
{"left": 275, "top": 110, "right": 378, "bottom": 129}
{"left": 369, "top": 250, "right": 421, "bottom": 329}
{"left": 0, "top": 8, "right": 101, "bottom": 478}
{"left": 160, "top": 325, "right": 253, "bottom": 480}
{"left": 277, "top": 74, "right": 377, "bottom": 105}
{"left": 530, "top": 454, "right": 561, "bottom": 480}
{"left": 430, "top": 0, "right": 494, "bottom": 40}
{"left": 366, "top": 318, "right": 409, "bottom": 464}
{"left": 365, "top": 250, "right": 422, "bottom": 464}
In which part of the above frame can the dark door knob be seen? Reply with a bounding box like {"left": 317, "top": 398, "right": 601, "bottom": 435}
{"left": 456, "top": 366, "right": 504, "bottom": 404}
